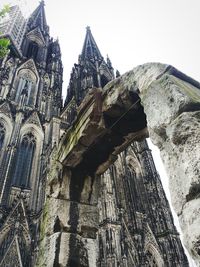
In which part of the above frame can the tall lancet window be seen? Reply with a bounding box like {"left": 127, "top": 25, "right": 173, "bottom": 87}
{"left": 14, "top": 69, "right": 37, "bottom": 107}
{"left": 12, "top": 133, "right": 36, "bottom": 188}
{"left": 0, "top": 123, "right": 5, "bottom": 151}
{"left": 15, "top": 78, "right": 33, "bottom": 103}
{"left": 145, "top": 251, "right": 158, "bottom": 267}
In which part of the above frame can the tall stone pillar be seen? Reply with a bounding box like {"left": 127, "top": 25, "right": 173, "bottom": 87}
{"left": 141, "top": 70, "right": 200, "bottom": 265}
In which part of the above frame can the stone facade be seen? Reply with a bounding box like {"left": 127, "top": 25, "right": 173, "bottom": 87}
{"left": 0, "top": 2, "right": 62, "bottom": 266}
{"left": 0, "top": 3, "right": 190, "bottom": 267}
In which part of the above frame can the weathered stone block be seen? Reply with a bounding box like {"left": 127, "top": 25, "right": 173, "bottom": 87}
{"left": 142, "top": 74, "right": 200, "bottom": 147}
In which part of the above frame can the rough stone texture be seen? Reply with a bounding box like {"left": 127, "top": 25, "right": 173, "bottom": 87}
{"left": 149, "top": 110, "right": 200, "bottom": 264}
{"left": 138, "top": 67, "right": 200, "bottom": 265}
{"left": 73, "top": 62, "right": 200, "bottom": 264}
{"left": 99, "top": 63, "right": 200, "bottom": 264}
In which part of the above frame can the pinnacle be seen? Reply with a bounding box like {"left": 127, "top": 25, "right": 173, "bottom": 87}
{"left": 86, "top": 26, "right": 91, "bottom": 31}
{"left": 40, "top": 0, "right": 45, "bottom": 6}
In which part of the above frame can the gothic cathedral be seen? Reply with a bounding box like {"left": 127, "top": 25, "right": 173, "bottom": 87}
{"left": 0, "top": 2, "right": 189, "bottom": 267}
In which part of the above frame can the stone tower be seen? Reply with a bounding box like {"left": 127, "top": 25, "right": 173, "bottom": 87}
{"left": 0, "top": 3, "right": 189, "bottom": 267}
{"left": 0, "top": 2, "right": 62, "bottom": 266}
{"left": 63, "top": 26, "right": 114, "bottom": 125}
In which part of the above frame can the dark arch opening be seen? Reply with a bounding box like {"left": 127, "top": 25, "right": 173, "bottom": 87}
{"left": 0, "top": 123, "right": 5, "bottom": 150}
{"left": 27, "top": 41, "right": 39, "bottom": 60}
{"left": 12, "top": 133, "right": 36, "bottom": 188}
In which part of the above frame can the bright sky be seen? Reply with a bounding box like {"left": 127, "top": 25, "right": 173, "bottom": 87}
{"left": 1, "top": 0, "right": 199, "bottom": 265}
{"left": 1, "top": 0, "right": 200, "bottom": 100}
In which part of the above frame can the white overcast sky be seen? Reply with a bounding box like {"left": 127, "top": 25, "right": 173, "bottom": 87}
{"left": 1, "top": 0, "right": 200, "bottom": 100}
{"left": 1, "top": 0, "right": 198, "bottom": 265}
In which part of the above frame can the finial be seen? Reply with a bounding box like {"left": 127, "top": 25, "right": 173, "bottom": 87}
{"left": 116, "top": 70, "right": 121, "bottom": 78}
{"left": 40, "top": 0, "right": 45, "bottom": 6}
{"left": 86, "top": 26, "right": 91, "bottom": 32}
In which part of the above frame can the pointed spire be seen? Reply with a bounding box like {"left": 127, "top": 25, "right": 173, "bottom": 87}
{"left": 116, "top": 70, "right": 121, "bottom": 77}
{"left": 81, "top": 26, "right": 103, "bottom": 60}
{"left": 28, "top": 1, "right": 48, "bottom": 33}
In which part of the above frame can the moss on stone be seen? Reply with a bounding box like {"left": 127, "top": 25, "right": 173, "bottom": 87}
{"left": 35, "top": 198, "right": 50, "bottom": 267}
{"left": 171, "top": 75, "right": 200, "bottom": 103}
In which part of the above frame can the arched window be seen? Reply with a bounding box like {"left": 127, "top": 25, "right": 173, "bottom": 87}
{"left": 124, "top": 167, "right": 138, "bottom": 211}
{"left": 14, "top": 69, "right": 37, "bottom": 107}
{"left": 145, "top": 251, "right": 158, "bottom": 267}
{"left": 12, "top": 133, "right": 36, "bottom": 188}
{"left": 0, "top": 123, "right": 5, "bottom": 151}
{"left": 15, "top": 77, "right": 34, "bottom": 104}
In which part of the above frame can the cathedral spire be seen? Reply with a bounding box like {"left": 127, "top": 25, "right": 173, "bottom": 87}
{"left": 64, "top": 27, "right": 115, "bottom": 108}
{"left": 28, "top": 1, "right": 48, "bottom": 33}
{"left": 81, "top": 26, "right": 103, "bottom": 60}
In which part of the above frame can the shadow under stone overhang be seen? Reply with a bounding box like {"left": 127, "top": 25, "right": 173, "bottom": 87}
{"left": 56, "top": 62, "right": 200, "bottom": 176}
{"left": 57, "top": 86, "right": 148, "bottom": 175}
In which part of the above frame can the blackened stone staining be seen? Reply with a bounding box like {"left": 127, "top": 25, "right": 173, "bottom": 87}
{"left": 186, "top": 182, "right": 200, "bottom": 202}
{"left": 68, "top": 201, "right": 79, "bottom": 234}
{"left": 67, "top": 169, "right": 88, "bottom": 265}
{"left": 70, "top": 169, "right": 86, "bottom": 203}
{"left": 53, "top": 233, "right": 62, "bottom": 267}
{"left": 54, "top": 216, "right": 62, "bottom": 233}
{"left": 67, "top": 235, "right": 89, "bottom": 267}
{"left": 87, "top": 175, "right": 95, "bottom": 203}
{"left": 194, "top": 239, "right": 200, "bottom": 256}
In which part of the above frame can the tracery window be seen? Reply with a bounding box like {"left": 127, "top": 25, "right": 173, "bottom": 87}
{"left": 15, "top": 70, "right": 37, "bottom": 106}
{"left": 12, "top": 133, "right": 36, "bottom": 188}
{"left": 145, "top": 251, "right": 158, "bottom": 267}
{"left": 0, "top": 123, "right": 5, "bottom": 151}
{"left": 15, "top": 78, "right": 32, "bottom": 102}
{"left": 124, "top": 167, "right": 138, "bottom": 210}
